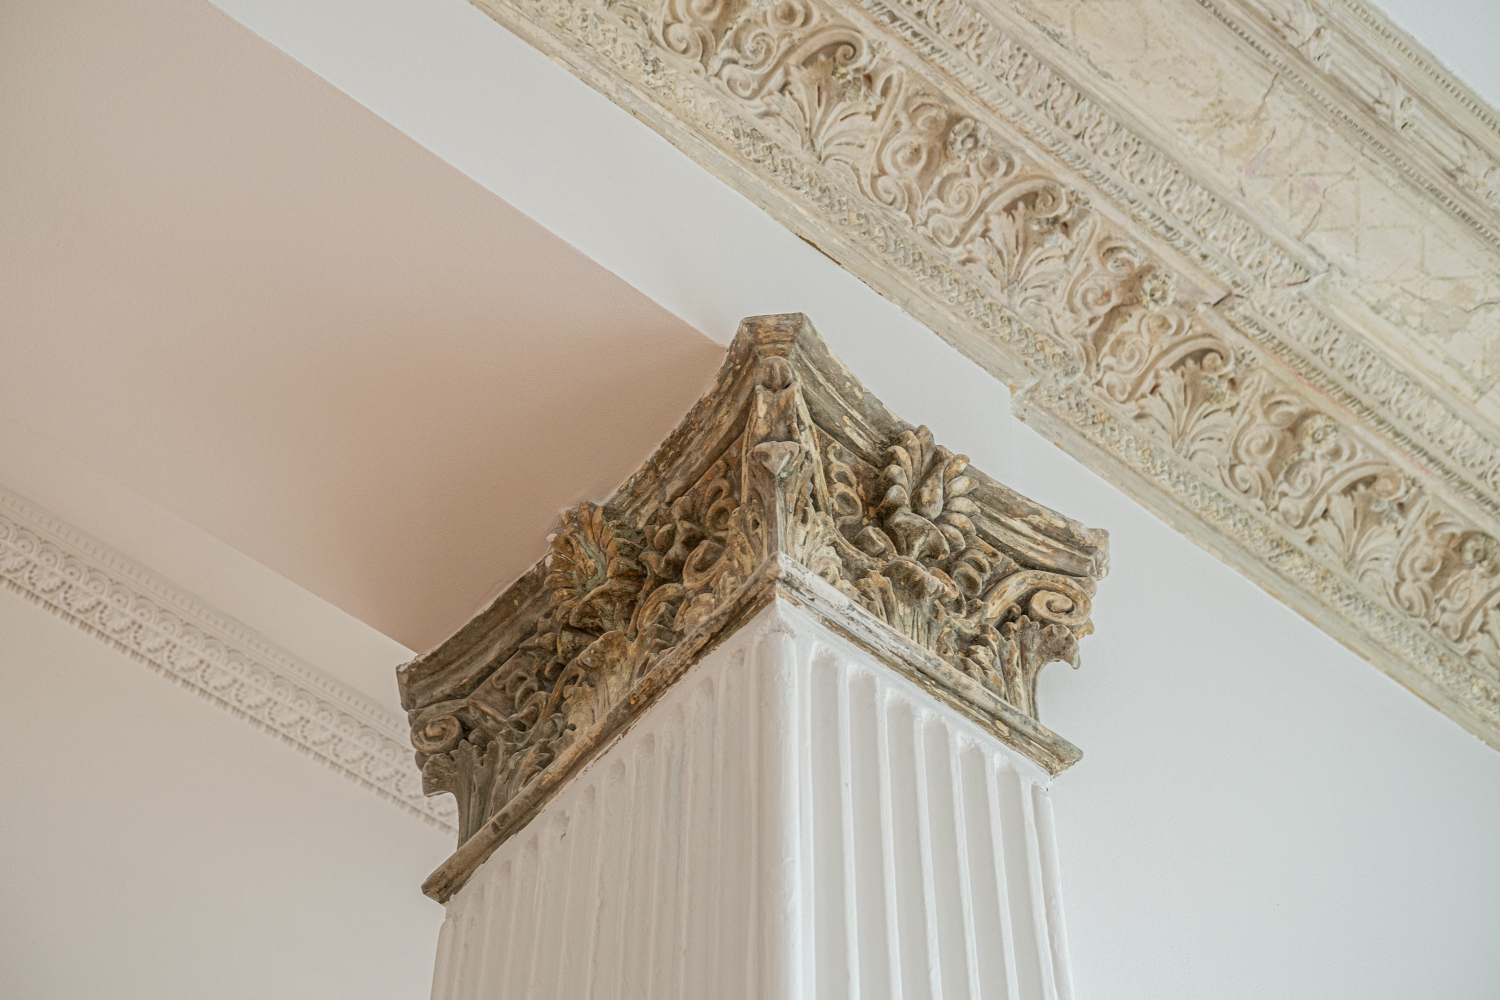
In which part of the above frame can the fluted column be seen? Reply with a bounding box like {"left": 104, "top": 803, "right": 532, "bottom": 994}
{"left": 397, "top": 314, "right": 1105, "bottom": 999}
{"left": 430, "top": 601, "right": 1073, "bottom": 1000}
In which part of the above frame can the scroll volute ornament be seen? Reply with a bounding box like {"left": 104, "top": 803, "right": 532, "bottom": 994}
{"left": 398, "top": 315, "right": 1107, "bottom": 897}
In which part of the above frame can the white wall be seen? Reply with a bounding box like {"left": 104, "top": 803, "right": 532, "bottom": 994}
{"left": 0, "top": 593, "right": 450, "bottom": 1000}
{"left": 1018, "top": 424, "right": 1500, "bottom": 1000}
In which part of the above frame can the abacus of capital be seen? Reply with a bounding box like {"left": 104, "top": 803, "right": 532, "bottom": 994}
{"left": 400, "top": 314, "right": 1108, "bottom": 999}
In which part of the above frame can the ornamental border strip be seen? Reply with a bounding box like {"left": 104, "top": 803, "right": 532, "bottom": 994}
{"left": 848, "top": 0, "right": 1500, "bottom": 522}
{"left": 0, "top": 484, "right": 456, "bottom": 833}
{"left": 463, "top": 0, "right": 1500, "bottom": 748}
{"left": 1203, "top": 0, "right": 1500, "bottom": 246}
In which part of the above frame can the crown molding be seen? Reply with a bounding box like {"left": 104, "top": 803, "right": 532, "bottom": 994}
{"left": 449, "top": 0, "right": 1500, "bottom": 748}
{"left": 0, "top": 484, "right": 457, "bottom": 834}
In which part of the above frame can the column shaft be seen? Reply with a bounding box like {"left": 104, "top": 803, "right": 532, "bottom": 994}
{"left": 430, "top": 601, "right": 1073, "bottom": 1000}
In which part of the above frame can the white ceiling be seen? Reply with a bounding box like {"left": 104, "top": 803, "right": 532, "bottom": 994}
{"left": 0, "top": 0, "right": 724, "bottom": 654}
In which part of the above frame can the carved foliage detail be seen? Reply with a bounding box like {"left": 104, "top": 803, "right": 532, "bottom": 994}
{"left": 823, "top": 427, "right": 1090, "bottom": 717}
{"left": 411, "top": 356, "right": 1097, "bottom": 841}
{"left": 649, "top": 0, "right": 1128, "bottom": 328}
{"left": 1052, "top": 271, "right": 1500, "bottom": 682}
{"left": 638, "top": 0, "right": 1493, "bottom": 649}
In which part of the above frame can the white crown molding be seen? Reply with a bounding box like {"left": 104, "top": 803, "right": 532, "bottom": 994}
{"left": 444, "top": 0, "right": 1500, "bottom": 749}
{"left": 0, "top": 484, "right": 457, "bottom": 834}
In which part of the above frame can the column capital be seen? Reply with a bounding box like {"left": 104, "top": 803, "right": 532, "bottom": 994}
{"left": 398, "top": 314, "right": 1107, "bottom": 901}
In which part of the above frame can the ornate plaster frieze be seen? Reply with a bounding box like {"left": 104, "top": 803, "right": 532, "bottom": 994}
{"left": 452, "top": 0, "right": 1500, "bottom": 748}
{"left": 398, "top": 314, "right": 1108, "bottom": 899}
{"left": 0, "top": 484, "right": 455, "bottom": 833}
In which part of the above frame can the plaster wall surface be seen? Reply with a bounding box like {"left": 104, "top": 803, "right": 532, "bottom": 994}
{"left": 0, "top": 592, "right": 450, "bottom": 999}
{"left": 0, "top": 0, "right": 723, "bottom": 654}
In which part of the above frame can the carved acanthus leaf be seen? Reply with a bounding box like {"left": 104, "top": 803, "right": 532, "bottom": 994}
{"left": 399, "top": 315, "right": 1108, "bottom": 846}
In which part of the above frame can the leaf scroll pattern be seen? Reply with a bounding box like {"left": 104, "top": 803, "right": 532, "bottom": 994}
{"left": 411, "top": 356, "right": 1099, "bottom": 842}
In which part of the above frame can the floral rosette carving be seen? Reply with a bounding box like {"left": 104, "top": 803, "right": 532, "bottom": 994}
{"left": 824, "top": 426, "right": 1093, "bottom": 716}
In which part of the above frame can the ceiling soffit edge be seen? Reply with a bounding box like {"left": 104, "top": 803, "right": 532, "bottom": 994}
{"left": 0, "top": 484, "right": 456, "bottom": 834}
{"left": 451, "top": 0, "right": 1500, "bottom": 748}
{"left": 1202, "top": 0, "right": 1500, "bottom": 243}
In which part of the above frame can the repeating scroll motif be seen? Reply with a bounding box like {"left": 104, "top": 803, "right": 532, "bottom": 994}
{"left": 846, "top": 0, "right": 1500, "bottom": 529}
{"left": 1057, "top": 259, "right": 1500, "bottom": 692}
{"left": 637, "top": 0, "right": 1500, "bottom": 694}
{"left": 632, "top": 0, "right": 1500, "bottom": 731}
{"left": 1236, "top": 295, "right": 1500, "bottom": 513}
{"left": 873, "top": 0, "right": 1311, "bottom": 291}
{"left": 407, "top": 351, "right": 1098, "bottom": 844}
{"left": 1071, "top": 287, "right": 1500, "bottom": 705}
{"left": 470, "top": 0, "right": 1500, "bottom": 743}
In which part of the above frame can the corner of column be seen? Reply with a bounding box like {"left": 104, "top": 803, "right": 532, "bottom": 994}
{"left": 399, "top": 314, "right": 1108, "bottom": 998}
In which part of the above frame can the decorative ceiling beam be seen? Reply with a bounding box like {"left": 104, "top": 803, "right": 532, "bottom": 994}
{"left": 453, "top": 0, "right": 1500, "bottom": 747}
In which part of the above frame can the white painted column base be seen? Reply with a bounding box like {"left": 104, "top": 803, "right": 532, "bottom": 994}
{"left": 430, "top": 601, "right": 1073, "bottom": 1000}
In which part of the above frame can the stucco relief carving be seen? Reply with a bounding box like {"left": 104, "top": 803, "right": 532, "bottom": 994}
{"left": 458, "top": 0, "right": 1500, "bottom": 748}
{"left": 399, "top": 315, "right": 1107, "bottom": 874}
{"left": 0, "top": 487, "right": 454, "bottom": 833}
